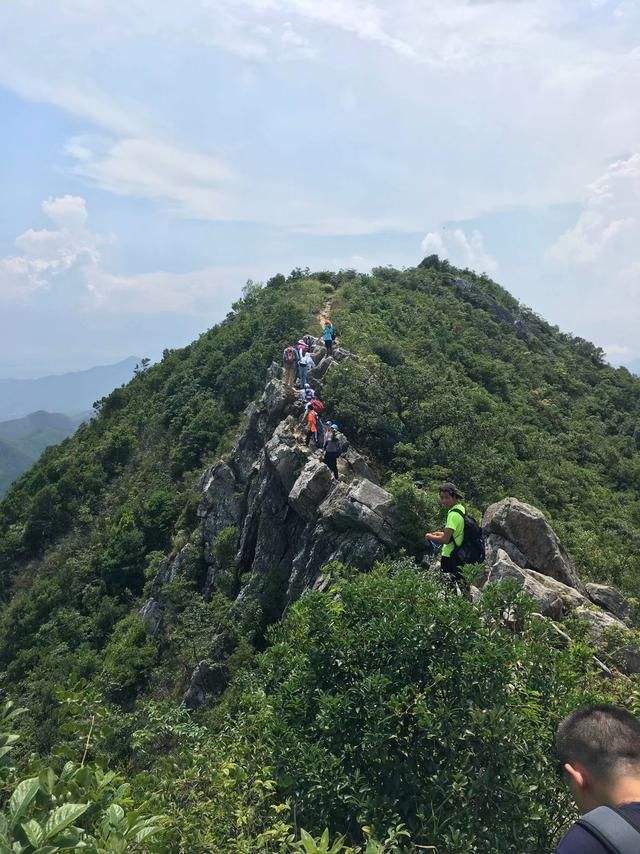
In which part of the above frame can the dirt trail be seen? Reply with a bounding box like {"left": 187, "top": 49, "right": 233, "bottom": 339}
{"left": 316, "top": 298, "right": 333, "bottom": 327}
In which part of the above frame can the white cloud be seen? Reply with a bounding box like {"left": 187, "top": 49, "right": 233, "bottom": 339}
{"left": 0, "top": 196, "right": 101, "bottom": 300}
{"left": 0, "top": 196, "right": 259, "bottom": 314}
{"left": 547, "top": 151, "right": 640, "bottom": 359}
{"left": 550, "top": 152, "right": 640, "bottom": 266}
{"left": 421, "top": 228, "right": 499, "bottom": 276}
{"left": 85, "top": 266, "right": 254, "bottom": 315}
{"left": 281, "top": 21, "right": 317, "bottom": 58}
{"left": 66, "top": 136, "right": 235, "bottom": 219}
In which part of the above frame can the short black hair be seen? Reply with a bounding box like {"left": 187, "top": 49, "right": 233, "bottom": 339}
{"left": 556, "top": 705, "right": 640, "bottom": 780}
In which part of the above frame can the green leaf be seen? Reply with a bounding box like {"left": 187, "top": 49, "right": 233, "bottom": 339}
{"left": 38, "top": 769, "right": 57, "bottom": 796}
{"left": 9, "top": 778, "right": 40, "bottom": 827}
{"left": 43, "top": 803, "right": 89, "bottom": 840}
{"left": 133, "top": 824, "right": 164, "bottom": 844}
{"left": 104, "top": 804, "right": 125, "bottom": 826}
{"left": 21, "top": 819, "right": 44, "bottom": 848}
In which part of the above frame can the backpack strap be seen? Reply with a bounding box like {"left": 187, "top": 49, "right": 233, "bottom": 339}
{"left": 446, "top": 507, "right": 465, "bottom": 549}
{"left": 578, "top": 806, "right": 640, "bottom": 853}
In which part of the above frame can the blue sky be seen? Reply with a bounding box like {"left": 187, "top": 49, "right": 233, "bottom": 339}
{"left": 0, "top": 0, "right": 639, "bottom": 376}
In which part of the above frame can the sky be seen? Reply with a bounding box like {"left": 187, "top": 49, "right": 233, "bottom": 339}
{"left": 0, "top": 0, "right": 639, "bottom": 377}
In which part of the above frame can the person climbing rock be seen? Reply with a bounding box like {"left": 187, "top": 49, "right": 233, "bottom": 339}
{"left": 322, "top": 321, "right": 336, "bottom": 356}
{"left": 300, "top": 383, "right": 315, "bottom": 405}
{"left": 323, "top": 422, "right": 342, "bottom": 479}
{"left": 283, "top": 344, "right": 299, "bottom": 387}
{"left": 298, "top": 349, "right": 315, "bottom": 387}
{"left": 305, "top": 406, "right": 320, "bottom": 448}
{"left": 555, "top": 705, "right": 640, "bottom": 852}
{"left": 425, "top": 483, "right": 467, "bottom": 588}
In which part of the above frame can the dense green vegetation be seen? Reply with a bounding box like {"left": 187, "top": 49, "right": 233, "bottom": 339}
{"left": 0, "top": 411, "right": 87, "bottom": 498}
{"left": 1, "top": 261, "right": 639, "bottom": 850}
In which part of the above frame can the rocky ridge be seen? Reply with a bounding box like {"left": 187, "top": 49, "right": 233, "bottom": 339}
{"left": 139, "top": 335, "right": 640, "bottom": 707}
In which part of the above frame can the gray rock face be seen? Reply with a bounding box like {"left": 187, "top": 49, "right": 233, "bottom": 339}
{"left": 183, "top": 660, "right": 230, "bottom": 710}
{"left": 342, "top": 447, "right": 379, "bottom": 484}
{"left": 139, "top": 598, "right": 163, "bottom": 636}
{"left": 572, "top": 606, "right": 626, "bottom": 639}
{"left": 265, "top": 418, "right": 312, "bottom": 494}
{"left": 484, "top": 550, "right": 563, "bottom": 619}
{"left": 152, "top": 541, "right": 200, "bottom": 593}
{"left": 571, "top": 607, "right": 640, "bottom": 675}
{"left": 289, "top": 460, "right": 335, "bottom": 521}
{"left": 484, "top": 532, "right": 529, "bottom": 569}
{"left": 198, "top": 462, "right": 243, "bottom": 565}
{"left": 483, "top": 498, "right": 585, "bottom": 592}
{"left": 318, "top": 478, "right": 402, "bottom": 547}
{"left": 586, "top": 583, "right": 631, "bottom": 622}
{"left": 524, "top": 567, "right": 589, "bottom": 613}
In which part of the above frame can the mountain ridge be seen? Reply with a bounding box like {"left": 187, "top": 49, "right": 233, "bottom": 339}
{"left": 1, "top": 261, "right": 639, "bottom": 850}
{"left": 0, "top": 410, "right": 90, "bottom": 497}
{"left": 0, "top": 356, "right": 140, "bottom": 420}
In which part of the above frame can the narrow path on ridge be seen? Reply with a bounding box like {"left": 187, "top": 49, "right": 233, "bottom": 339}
{"left": 316, "top": 298, "right": 333, "bottom": 327}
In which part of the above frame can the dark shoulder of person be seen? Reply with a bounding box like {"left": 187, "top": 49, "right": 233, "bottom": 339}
{"left": 556, "top": 803, "right": 640, "bottom": 853}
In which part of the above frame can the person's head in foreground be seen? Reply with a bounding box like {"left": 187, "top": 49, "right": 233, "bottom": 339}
{"left": 556, "top": 705, "right": 640, "bottom": 812}
{"left": 438, "top": 482, "right": 463, "bottom": 509}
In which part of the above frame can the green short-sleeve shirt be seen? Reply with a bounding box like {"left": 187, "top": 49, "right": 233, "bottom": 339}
{"left": 442, "top": 503, "right": 465, "bottom": 558}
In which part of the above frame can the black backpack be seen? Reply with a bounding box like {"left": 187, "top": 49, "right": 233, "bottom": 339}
{"left": 449, "top": 508, "right": 485, "bottom": 564}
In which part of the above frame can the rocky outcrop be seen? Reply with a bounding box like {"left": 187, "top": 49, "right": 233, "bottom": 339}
{"left": 478, "top": 500, "right": 639, "bottom": 675}
{"left": 586, "top": 583, "right": 631, "bottom": 623}
{"left": 485, "top": 550, "right": 563, "bottom": 620}
{"left": 483, "top": 498, "right": 585, "bottom": 592}
{"left": 192, "top": 341, "right": 394, "bottom": 642}
{"left": 139, "top": 597, "right": 163, "bottom": 636}
{"left": 147, "top": 333, "right": 640, "bottom": 707}
{"left": 183, "top": 660, "right": 230, "bottom": 710}
{"left": 289, "top": 460, "right": 334, "bottom": 521}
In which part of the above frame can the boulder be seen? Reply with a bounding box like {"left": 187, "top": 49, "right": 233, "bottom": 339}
{"left": 483, "top": 533, "right": 529, "bottom": 569}
{"left": 264, "top": 418, "right": 311, "bottom": 494}
{"left": 571, "top": 606, "right": 640, "bottom": 675}
{"left": 286, "top": 520, "right": 385, "bottom": 602}
{"left": 483, "top": 498, "right": 585, "bottom": 592}
{"left": 199, "top": 462, "right": 243, "bottom": 565}
{"left": 484, "top": 550, "right": 563, "bottom": 619}
{"left": 139, "top": 598, "right": 162, "bottom": 636}
{"left": 342, "top": 447, "right": 379, "bottom": 484}
{"left": 333, "top": 347, "right": 354, "bottom": 362}
{"left": 319, "top": 478, "right": 402, "bottom": 546}
{"left": 311, "top": 355, "right": 335, "bottom": 379}
{"left": 183, "top": 660, "right": 230, "bottom": 710}
{"left": 572, "top": 606, "right": 626, "bottom": 640}
{"left": 289, "top": 459, "right": 335, "bottom": 521}
{"left": 586, "top": 583, "right": 631, "bottom": 622}
{"left": 524, "top": 567, "right": 589, "bottom": 613}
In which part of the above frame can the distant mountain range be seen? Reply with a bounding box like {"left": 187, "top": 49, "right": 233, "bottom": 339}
{"left": 0, "top": 410, "right": 90, "bottom": 496}
{"left": 0, "top": 356, "right": 139, "bottom": 421}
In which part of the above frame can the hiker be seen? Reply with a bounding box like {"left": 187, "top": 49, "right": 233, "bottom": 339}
{"left": 298, "top": 349, "right": 315, "bottom": 387}
{"left": 282, "top": 344, "right": 299, "bottom": 387}
{"left": 323, "top": 422, "right": 342, "bottom": 479}
{"left": 305, "top": 406, "right": 320, "bottom": 448}
{"left": 425, "top": 483, "right": 467, "bottom": 587}
{"left": 322, "top": 321, "right": 336, "bottom": 356}
{"left": 300, "top": 383, "right": 315, "bottom": 405}
{"left": 555, "top": 705, "right": 640, "bottom": 852}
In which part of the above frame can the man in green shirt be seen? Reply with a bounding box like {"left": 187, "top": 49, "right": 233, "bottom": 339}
{"left": 425, "top": 482, "right": 466, "bottom": 586}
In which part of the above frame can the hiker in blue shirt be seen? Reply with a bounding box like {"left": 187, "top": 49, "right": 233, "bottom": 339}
{"left": 322, "top": 321, "right": 335, "bottom": 356}
{"left": 555, "top": 705, "right": 640, "bottom": 852}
